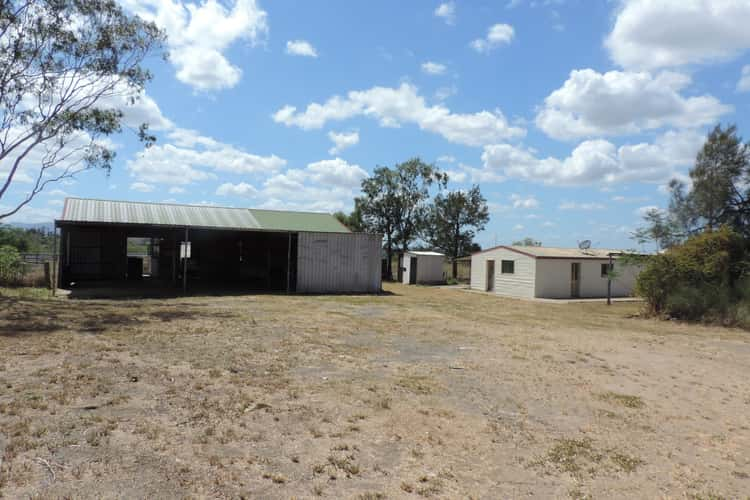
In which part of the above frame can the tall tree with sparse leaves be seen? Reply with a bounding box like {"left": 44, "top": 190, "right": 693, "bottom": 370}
{"left": 635, "top": 124, "right": 750, "bottom": 247}
{"left": 357, "top": 158, "right": 445, "bottom": 279}
{"left": 425, "top": 185, "right": 489, "bottom": 278}
{"left": 0, "top": 0, "right": 165, "bottom": 220}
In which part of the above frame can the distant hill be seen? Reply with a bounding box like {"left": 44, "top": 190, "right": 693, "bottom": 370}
{"left": 7, "top": 222, "right": 55, "bottom": 233}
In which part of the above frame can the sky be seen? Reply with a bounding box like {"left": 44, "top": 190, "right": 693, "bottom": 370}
{"left": 4, "top": 0, "right": 750, "bottom": 251}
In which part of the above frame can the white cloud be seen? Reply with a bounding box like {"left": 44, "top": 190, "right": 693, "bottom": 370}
{"left": 286, "top": 40, "right": 318, "bottom": 58}
{"left": 536, "top": 69, "right": 730, "bottom": 140}
{"left": 738, "top": 65, "right": 750, "bottom": 92}
{"left": 122, "top": 0, "right": 269, "bottom": 91}
{"left": 445, "top": 169, "right": 467, "bottom": 183}
{"left": 606, "top": 0, "right": 750, "bottom": 70}
{"left": 327, "top": 130, "right": 359, "bottom": 155}
{"left": 130, "top": 182, "right": 155, "bottom": 192}
{"left": 216, "top": 182, "right": 257, "bottom": 197}
{"left": 261, "top": 159, "right": 366, "bottom": 212}
{"left": 434, "top": 2, "right": 456, "bottom": 25}
{"left": 611, "top": 195, "right": 649, "bottom": 203}
{"left": 480, "top": 129, "right": 704, "bottom": 186}
{"left": 434, "top": 85, "right": 458, "bottom": 101}
{"left": 510, "top": 194, "right": 539, "bottom": 209}
{"left": 272, "top": 83, "right": 525, "bottom": 146}
{"left": 304, "top": 158, "right": 368, "bottom": 188}
{"left": 214, "top": 159, "right": 367, "bottom": 212}
{"left": 127, "top": 128, "right": 285, "bottom": 185}
{"left": 559, "top": 201, "right": 606, "bottom": 211}
{"left": 437, "top": 155, "right": 456, "bottom": 163}
{"left": 169, "top": 186, "right": 185, "bottom": 194}
{"left": 0, "top": 204, "right": 59, "bottom": 223}
{"left": 470, "top": 23, "right": 515, "bottom": 53}
{"left": 421, "top": 61, "right": 447, "bottom": 75}
{"left": 635, "top": 205, "right": 666, "bottom": 217}
{"left": 512, "top": 224, "right": 524, "bottom": 231}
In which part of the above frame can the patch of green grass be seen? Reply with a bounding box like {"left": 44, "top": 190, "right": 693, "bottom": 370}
{"left": 597, "top": 391, "right": 645, "bottom": 409}
{"left": 0, "top": 287, "right": 53, "bottom": 299}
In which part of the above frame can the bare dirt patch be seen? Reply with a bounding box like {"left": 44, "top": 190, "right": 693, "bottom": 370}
{"left": 1, "top": 284, "right": 749, "bottom": 498}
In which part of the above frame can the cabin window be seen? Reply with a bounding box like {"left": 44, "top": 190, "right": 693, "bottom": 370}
{"left": 601, "top": 263, "right": 611, "bottom": 277}
{"left": 501, "top": 260, "right": 515, "bottom": 274}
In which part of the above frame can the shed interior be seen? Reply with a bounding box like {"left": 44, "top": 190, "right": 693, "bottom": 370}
{"left": 59, "top": 224, "right": 298, "bottom": 292}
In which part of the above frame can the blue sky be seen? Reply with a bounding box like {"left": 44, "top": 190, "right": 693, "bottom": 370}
{"left": 4, "top": 0, "right": 750, "bottom": 251}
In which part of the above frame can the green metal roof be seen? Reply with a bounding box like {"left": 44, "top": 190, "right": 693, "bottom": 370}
{"left": 248, "top": 208, "right": 350, "bottom": 233}
{"left": 59, "top": 198, "right": 350, "bottom": 233}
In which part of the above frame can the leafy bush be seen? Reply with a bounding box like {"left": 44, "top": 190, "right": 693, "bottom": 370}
{"left": 0, "top": 245, "right": 23, "bottom": 285}
{"left": 635, "top": 227, "right": 750, "bottom": 325}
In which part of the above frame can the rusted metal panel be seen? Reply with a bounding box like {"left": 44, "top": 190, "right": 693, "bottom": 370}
{"left": 296, "top": 232, "right": 382, "bottom": 293}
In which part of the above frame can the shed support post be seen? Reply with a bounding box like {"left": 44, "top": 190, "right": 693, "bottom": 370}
{"left": 286, "top": 232, "right": 292, "bottom": 294}
{"left": 52, "top": 226, "right": 58, "bottom": 296}
{"left": 607, "top": 253, "right": 613, "bottom": 306}
{"left": 183, "top": 227, "right": 189, "bottom": 294}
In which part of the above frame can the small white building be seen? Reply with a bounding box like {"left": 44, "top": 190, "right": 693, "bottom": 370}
{"left": 402, "top": 251, "right": 446, "bottom": 285}
{"left": 470, "top": 246, "right": 642, "bottom": 299}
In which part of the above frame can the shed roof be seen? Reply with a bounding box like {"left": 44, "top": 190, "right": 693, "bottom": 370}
{"left": 406, "top": 251, "right": 445, "bottom": 257}
{"left": 58, "top": 198, "right": 351, "bottom": 233}
{"left": 476, "top": 245, "right": 630, "bottom": 259}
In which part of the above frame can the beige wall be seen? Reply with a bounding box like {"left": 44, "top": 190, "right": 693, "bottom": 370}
{"left": 402, "top": 253, "right": 445, "bottom": 284}
{"left": 470, "top": 248, "right": 535, "bottom": 298}
{"left": 534, "top": 259, "right": 640, "bottom": 299}
{"left": 297, "top": 232, "right": 382, "bottom": 293}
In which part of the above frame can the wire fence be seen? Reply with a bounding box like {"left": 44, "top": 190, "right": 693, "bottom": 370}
{"left": 0, "top": 253, "right": 57, "bottom": 288}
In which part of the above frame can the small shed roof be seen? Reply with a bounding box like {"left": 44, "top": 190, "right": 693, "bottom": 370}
{"left": 58, "top": 198, "right": 351, "bottom": 233}
{"left": 475, "top": 245, "right": 630, "bottom": 259}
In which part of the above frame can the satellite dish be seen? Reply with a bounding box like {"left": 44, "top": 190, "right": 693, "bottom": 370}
{"left": 578, "top": 240, "right": 592, "bottom": 250}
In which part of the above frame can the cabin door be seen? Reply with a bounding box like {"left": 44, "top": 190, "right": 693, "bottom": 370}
{"left": 486, "top": 260, "right": 495, "bottom": 292}
{"left": 409, "top": 257, "right": 418, "bottom": 284}
{"left": 570, "top": 263, "right": 581, "bottom": 298}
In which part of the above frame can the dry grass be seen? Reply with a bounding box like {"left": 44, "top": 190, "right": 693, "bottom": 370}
{"left": 0, "top": 283, "right": 748, "bottom": 498}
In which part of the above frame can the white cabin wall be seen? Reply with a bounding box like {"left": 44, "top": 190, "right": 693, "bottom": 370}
{"left": 470, "top": 248, "right": 535, "bottom": 298}
{"left": 534, "top": 259, "right": 641, "bottom": 298}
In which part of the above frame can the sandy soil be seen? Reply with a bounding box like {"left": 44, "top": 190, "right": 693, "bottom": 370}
{"left": 1, "top": 283, "right": 749, "bottom": 499}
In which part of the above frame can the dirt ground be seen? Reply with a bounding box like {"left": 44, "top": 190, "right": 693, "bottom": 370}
{"left": 1, "top": 283, "right": 749, "bottom": 499}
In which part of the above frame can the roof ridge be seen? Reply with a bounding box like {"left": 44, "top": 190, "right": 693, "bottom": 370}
{"left": 64, "top": 197, "right": 337, "bottom": 217}
{"left": 64, "top": 197, "right": 251, "bottom": 211}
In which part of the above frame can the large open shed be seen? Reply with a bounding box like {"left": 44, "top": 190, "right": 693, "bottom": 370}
{"left": 55, "top": 198, "right": 382, "bottom": 294}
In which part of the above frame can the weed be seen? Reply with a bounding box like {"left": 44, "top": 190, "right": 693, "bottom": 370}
{"left": 610, "top": 452, "right": 644, "bottom": 473}
{"left": 597, "top": 391, "right": 645, "bottom": 409}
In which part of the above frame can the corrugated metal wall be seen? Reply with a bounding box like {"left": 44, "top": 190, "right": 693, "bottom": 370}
{"left": 297, "top": 232, "right": 382, "bottom": 293}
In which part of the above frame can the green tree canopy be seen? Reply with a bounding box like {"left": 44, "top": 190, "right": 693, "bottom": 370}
{"left": 636, "top": 124, "right": 750, "bottom": 248}
{"left": 512, "top": 237, "right": 542, "bottom": 247}
{"left": 425, "top": 185, "right": 489, "bottom": 277}
{"left": 356, "top": 158, "right": 445, "bottom": 278}
{"left": 0, "top": 0, "right": 166, "bottom": 220}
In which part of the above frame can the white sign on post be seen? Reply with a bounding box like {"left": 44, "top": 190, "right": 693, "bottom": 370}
{"left": 180, "top": 241, "right": 191, "bottom": 259}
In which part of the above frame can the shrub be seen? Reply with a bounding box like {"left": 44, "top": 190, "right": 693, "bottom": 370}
{"left": 0, "top": 245, "right": 23, "bottom": 285}
{"left": 635, "top": 227, "right": 750, "bottom": 324}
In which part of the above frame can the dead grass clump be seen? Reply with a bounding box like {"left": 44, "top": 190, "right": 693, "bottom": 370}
{"left": 327, "top": 454, "right": 360, "bottom": 476}
{"left": 597, "top": 391, "right": 645, "bottom": 409}
{"left": 610, "top": 452, "right": 644, "bottom": 473}
{"left": 396, "top": 375, "right": 437, "bottom": 395}
{"left": 532, "top": 437, "right": 644, "bottom": 478}
{"left": 262, "top": 472, "right": 286, "bottom": 484}
{"left": 416, "top": 475, "right": 443, "bottom": 497}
